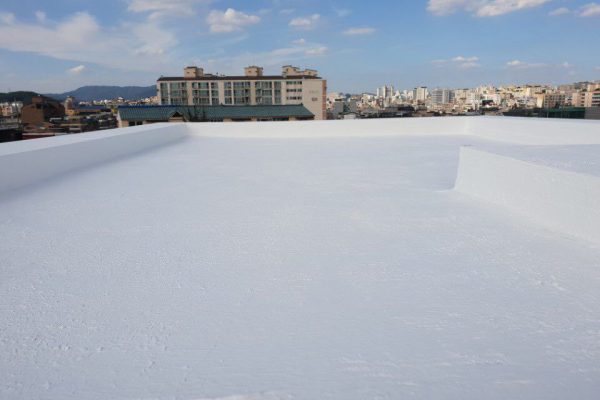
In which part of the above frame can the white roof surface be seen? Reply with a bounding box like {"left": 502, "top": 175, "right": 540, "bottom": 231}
{"left": 1, "top": 117, "right": 600, "bottom": 399}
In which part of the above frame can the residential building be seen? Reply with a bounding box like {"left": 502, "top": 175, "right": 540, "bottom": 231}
{"left": 592, "top": 90, "right": 600, "bottom": 108}
{"left": 572, "top": 90, "right": 600, "bottom": 108}
{"left": 377, "top": 85, "right": 395, "bottom": 100}
{"left": 157, "top": 65, "right": 327, "bottom": 120}
{"left": 20, "top": 96, "right": 65, "bottom": 127}
{"left": 331, "top": 99, "right": 345, "bottom": 119}
{"left": 431, "top": 89, "right": 455, "bottom": 105}
{"left": 536, "top": 93, "right": 567, "bottom": 108}
{"left": 1, "top": 101, "right": 23, "bottom": 117}
{"left": 413, "top": 87, "right": 428, "bottom": 102}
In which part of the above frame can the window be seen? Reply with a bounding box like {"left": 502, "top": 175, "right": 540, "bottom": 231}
{"left": 169, "top": 82, "right": 187, "bottom": 90}
{"left": 233, "top": 81, "right": 251, "bottom": 88}
{"left": 233, "top": 81, "right": 251, "bottom": 105}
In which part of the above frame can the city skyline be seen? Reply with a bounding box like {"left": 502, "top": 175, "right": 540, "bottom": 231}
{"left": 0, "top": 0, "right": 599, "bottom": 93}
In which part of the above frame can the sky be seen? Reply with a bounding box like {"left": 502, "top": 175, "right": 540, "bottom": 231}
{"left": 0, "top": 0, "right": 599, "bottom": 93}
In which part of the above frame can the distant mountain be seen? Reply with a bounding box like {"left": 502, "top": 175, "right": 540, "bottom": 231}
{"left": 45, "top": 86, "right": 157, "bottom": 102}
{"left": 0, "top": 91, "right": 47, "bottom": 104}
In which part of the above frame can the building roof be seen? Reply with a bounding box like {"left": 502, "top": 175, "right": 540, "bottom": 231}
{"left": 74, "top": 105, "right": 111, "bottom": 111}
{"left": 157, "top": 75, "right": 321, "bottom": 82}
{"left": 117, "top": 105, "right": 314, "bottom": 121}
{"left": 3, "top": 118, "right": 600, "bottom": 399}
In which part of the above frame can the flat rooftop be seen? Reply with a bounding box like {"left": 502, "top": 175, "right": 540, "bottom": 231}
{"left": 1, "top": 117, "right": 600, "bottom": 399}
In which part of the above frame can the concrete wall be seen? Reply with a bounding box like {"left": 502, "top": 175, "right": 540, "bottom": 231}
{"left": 185, "top": 117, "right": 470, "bottom": 138}
{"left": 301, "top": 79, "right": 326, "bottom": 120}
{"left": 465, "top": 116, "right": 600, "bottom": 145}
{"left": 454, "top": 146, "right": 600, "bottom": 244}
{"left": 0, "top": 123, "right": 186, "bottom": 195}
{"left": 184, "top": 116, "right": 599, "bottom": 142}
{"left": 454, "top": 117, "right": 600, "bottom": 243}
{"left": 3, "top": 116, "right": 600, "bottom": 248}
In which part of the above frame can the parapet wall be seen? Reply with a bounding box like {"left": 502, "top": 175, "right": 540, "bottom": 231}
{"left": 185, "top": 117, "right": 470, "bottom": 138}
{"left": 2, "top": 116, "right": 600, "bottom": 247}
{"left": 465, "top": 116, "right": 600, "bottom": 145}
{"left": 452, "top": 117, "right": 600, "bottom": 244}
{"left": 454, "top": 147, "right": 600, "bottom": 244}
{"left": 0, "top": 124, "right": 186, "bottom": 195}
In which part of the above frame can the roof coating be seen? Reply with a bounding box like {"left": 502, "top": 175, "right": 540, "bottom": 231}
{"left": 2, "top": 117, "right": 600, "bottom": 400}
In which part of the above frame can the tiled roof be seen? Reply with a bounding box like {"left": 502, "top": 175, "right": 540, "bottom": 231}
{"left": 118, "top": 105, "right": 314, "bottom": 121}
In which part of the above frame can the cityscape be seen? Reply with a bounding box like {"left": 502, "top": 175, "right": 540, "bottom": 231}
{"left": 2, "top": 67, "right": 599, "bottom": 141}
{"left": 1, "top": 0, "right": 599, "bottom": 141}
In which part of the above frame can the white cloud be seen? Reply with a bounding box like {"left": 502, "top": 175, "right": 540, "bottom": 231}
{"left": 452, "top": 56, "right": 479, "bottom": 62}
{"left": 68, "top": 65, "right": 86, "bottom": 74}
{"left": 506, "top": 60, "right": 524, "bottom": 67}
{"left": 343, "top": 27, "right": 376, "bottom": 35}
{"left": 195, "top": 42, "right": 328, "bottom": 75}
{"left": 292, "top": 38, "right": 306, "bottom": 45}
{"left": 433, "top": 56, "right": 480, "bottom": 68}
{"left": 127, "top": 0, "right": 208, "bottom": 19}
{"left": 0, "top": 12, "right": 178, "bottom": 72}
{"left": 548, "top": 7, "right": 570, "bottom": 15}
{"left": 506, "top": 59, "right": 546, "bottom": 68}
{"left": 131, "top": 22, "right": 177, "bottom": 56}
{"left": 280, "top": 9, "right": 295, "bottom": 15}
{"left": 289, "top": 14, "right": 320, "bottom": 29}
{"left": 428, "top": 0, "right": 552, "bottom": 17}
{"left": 460, "top": 61, "right": 481, "bottom": 69}
{"left": 0, "top": 13, "right": 15, "bottom": 24}
{"left": 207, "top": 8, "right": 261, "bottom": 33}
{"left": 334, "top": 8, "right": 352, "bottom": 17}
{"left": 305, "top": 46, "right": 328, "bottom": 56}
{"left": 35, "top": 11, "right": 47, "bottom": 23}
{"left": 579, "top": 3, "right": 600, "bottom": 16}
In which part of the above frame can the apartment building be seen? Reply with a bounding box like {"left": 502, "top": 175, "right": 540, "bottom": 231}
{"left": 536, "top": 93, "right": 567, "bottom": 108}
{"left": 413, "top": 87, "right": 428, "bottom": 102}
{"left": 157, "top": 65, "right": 327, "bottom": 120}
{"left": 431, "top": 89, "right": 455, "bottom": 105}
{"left": 572, "top": 90, "right": 600, "bottom": 108}
{"left": 1, "top": 101, "right": 23, "bottom": 117}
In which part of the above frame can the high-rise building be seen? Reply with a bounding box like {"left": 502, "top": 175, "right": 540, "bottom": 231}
{"left": 413, "top": 87, "right": 428, "bottom": 102}
{"left": 431, "top": 89, "right": 455, "bottom": 105}
{"left": 536, "top": 93, "right": 567, "bottom": 108}
{"left": 157, "top": 65, "right": 327, "bottom": 120}
{"left": 572, "top": 90, "right": 600, "bottom": 108}
{"left": 377, "top": 85, "right": 395, "bottom": 100}
{"left": 465, "top": 91, "right": 481, "bottom": 108}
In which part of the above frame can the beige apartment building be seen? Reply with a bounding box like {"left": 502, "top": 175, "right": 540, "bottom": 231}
{"left": 572, "top": 90, "right": 600, "bottom": 108}
{"left": 535, "top": 93, "right": 567, "bottom": 108}
{"left": 157, "top": 65, "right": 327, "bottom": 120}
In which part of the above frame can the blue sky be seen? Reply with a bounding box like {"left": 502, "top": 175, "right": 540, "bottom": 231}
{"left": 0, "top": 0, "right": 599, "bottom": 93}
